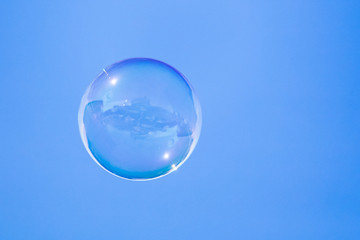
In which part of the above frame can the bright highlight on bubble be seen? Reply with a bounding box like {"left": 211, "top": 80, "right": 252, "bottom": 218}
{"left": 78, "top": 58, "right": 202, "bottom": 180}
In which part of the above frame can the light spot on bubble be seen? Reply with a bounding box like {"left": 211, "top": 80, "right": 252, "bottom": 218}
{"left": 163, "top": 152, "right": 170, "bottom": 159}
{"left": 110, "top": 78, "right": 117, "bottom": 85}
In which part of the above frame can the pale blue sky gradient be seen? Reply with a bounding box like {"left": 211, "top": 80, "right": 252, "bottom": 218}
{"left": 0, "top": 1, "right": 360, "bottom": 239}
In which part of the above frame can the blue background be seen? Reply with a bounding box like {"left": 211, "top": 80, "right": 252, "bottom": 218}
{"left": 1, "top": 1, "right": 359, "bottom": 239}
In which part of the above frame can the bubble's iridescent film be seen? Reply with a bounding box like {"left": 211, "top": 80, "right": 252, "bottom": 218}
{"left": 78, "top": 58, "right": 202, "bottom": 180}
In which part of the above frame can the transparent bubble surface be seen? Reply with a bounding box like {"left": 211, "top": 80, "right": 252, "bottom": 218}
{"left": 78, "top": 58, "right": 202, "bottom": 180}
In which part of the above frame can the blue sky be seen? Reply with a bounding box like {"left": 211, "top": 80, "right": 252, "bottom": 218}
{"left": 0, "top": 1, "right": 359, "bottom": 239}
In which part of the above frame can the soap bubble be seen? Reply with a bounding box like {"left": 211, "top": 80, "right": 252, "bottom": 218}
{"left": 78, "top": 58, "right": 202, "bottom": 180}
